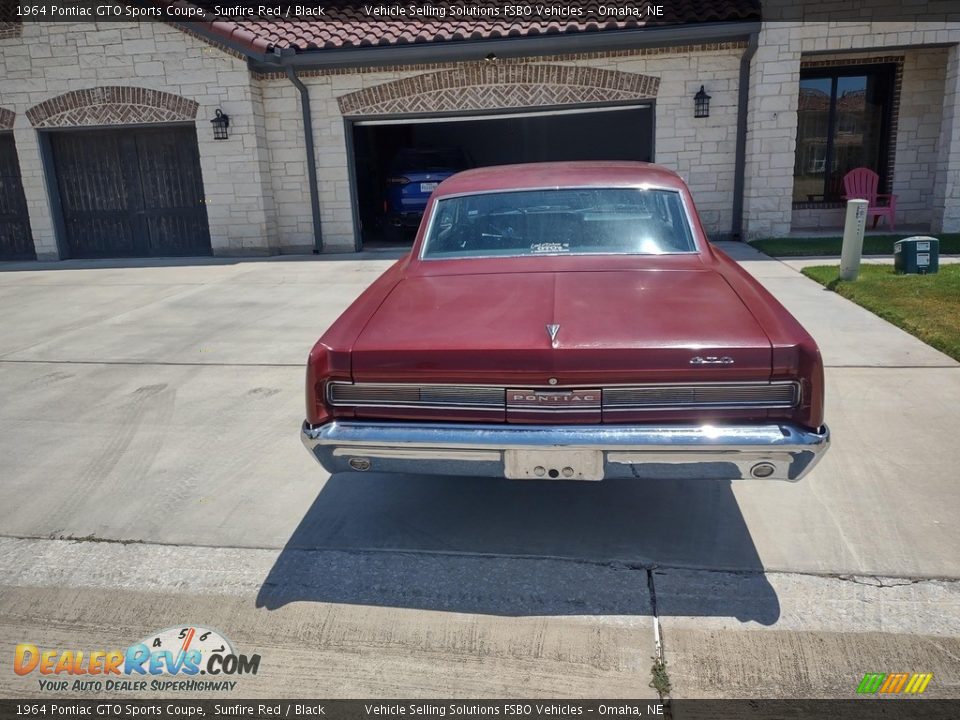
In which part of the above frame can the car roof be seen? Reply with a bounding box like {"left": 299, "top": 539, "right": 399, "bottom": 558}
{"left": 433, "top": 161, "right": 687, "bottom": 197}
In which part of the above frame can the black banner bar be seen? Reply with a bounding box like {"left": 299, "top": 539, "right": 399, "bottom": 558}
{"left": 2, "top": 700, "right": 960, "bottom": 720}
{"left": 1, "top": 0, "right": 959, "bottom": 24}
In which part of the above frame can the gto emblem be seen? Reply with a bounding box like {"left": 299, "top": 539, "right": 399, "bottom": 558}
{"left": 546, "top": 324, "right": 560, "bottom": 348}
{"left": 690, "top": 356, "right": 735, "bottom": 365}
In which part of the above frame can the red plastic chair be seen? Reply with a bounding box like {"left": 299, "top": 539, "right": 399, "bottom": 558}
{"left": 841, "top": 167, "right": 897, "bottom": 230}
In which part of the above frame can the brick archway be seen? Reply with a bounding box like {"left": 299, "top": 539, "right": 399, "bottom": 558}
{"left": 0, "top": 22, "right": 23, "bottom": 40}
{"left": 0, "top": 108, "right": 14, "bottom": 130}
{"left": 26, "top": 87, "right": 200, "bottom": 128}
{"left": 338, "top": 64, "right": 659, "bottom": 116}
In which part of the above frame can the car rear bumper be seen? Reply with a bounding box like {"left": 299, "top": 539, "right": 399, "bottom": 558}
{"left": 385, "top": 211, "right": 424, "bottom": 228}
{"left": 301, "top": 420, "right": 830, "bottom": 482}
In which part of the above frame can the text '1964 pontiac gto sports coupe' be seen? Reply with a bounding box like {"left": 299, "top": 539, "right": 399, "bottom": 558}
{"left": 302, "top": 162, "right": 829, "bottom": 482}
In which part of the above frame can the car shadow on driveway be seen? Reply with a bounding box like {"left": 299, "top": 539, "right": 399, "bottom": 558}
{"left": 256, "top": 473, "right": 780, "bottom": 624}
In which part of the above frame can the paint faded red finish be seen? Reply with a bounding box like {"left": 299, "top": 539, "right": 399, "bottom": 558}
{"left": 302, "top": 162, "right": 827, "bottom": 482}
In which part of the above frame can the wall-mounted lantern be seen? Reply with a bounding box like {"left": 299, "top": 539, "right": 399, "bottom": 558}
{"left": 694, "top": 86, "right": 711, "bottom": 118}
{"left": 210, "top": 109, "right": 230, "bottom": 140}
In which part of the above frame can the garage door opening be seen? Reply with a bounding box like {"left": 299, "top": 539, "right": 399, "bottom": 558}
{"left": 46, "top": 125, "right": 211, "bottom": 259}
{"left": 349, "top": 103, "right": 654, "bottom": 249}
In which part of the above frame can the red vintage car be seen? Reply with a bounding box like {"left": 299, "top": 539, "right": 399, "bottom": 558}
{"left": 302, "top": 162, "right": 829, "bottom": 482}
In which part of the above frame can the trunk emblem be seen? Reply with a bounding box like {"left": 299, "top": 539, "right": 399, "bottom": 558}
{"left": 546, "top": 324, "right": 560, "bottom": 348}
{"left": 690, "top": 356, "right": 735, "bottom": 365}
{"left": 508, "top": 389, "right": 601, "bottom": 407}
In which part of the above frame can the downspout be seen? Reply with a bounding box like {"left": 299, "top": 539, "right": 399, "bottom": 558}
{"left": 286, "top": 66, "right": 323, "bottom": 253}
{"left": 732, "top": 30, "right": 760, "bottom": 241}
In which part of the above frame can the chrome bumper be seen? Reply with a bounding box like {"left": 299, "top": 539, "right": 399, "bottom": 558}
{"left": 301, "top": 420, "right": 830, "bottom": 481}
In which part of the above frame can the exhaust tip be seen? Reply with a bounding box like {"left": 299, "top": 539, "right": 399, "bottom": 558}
{"left": 348, "top": 457, "right": 371, "bottom": 471}
{"left": 751, "top": 462, "right": 776, "bottom": 478}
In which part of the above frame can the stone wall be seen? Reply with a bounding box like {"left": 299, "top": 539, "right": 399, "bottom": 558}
{"left": 745, "top": 21, "right": 960, "bottom": 238}
{"left": 3, "top": 21, "right": 959, "bottom": 257}
{"left": 792, "top": 47, "right": 949, "bottom": 231}
{"left": 260, "top": 43, "right": 746, "bottom": 252}
{"left": 933, "top": 44, "right": 960, "bottom": 234}
{"left": 583, "top": 47, "right": 743, "bottom": 238}
{"left": 0, "top": 21, "right": 275, "bottom": 258}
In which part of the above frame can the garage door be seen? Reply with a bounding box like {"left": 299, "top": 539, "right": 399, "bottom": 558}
{"left": 0, "top": 133, "right": 35, "bottom": 261}
{"left": 49, "top": 126, "right": 211, "bottom": 258}
{"left": 351, "top": 104, "right": 654, "bottom": 247}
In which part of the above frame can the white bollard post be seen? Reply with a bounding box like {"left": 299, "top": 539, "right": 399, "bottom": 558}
{"left": 840, "top": 199, "right": 868, "bottom": 281}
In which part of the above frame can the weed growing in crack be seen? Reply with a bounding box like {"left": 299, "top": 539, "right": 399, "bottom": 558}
{"left": 650, "top": 657, "right": 671, "bottom": 696}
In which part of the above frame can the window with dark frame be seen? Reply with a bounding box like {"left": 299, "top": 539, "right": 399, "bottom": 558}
{"left": 793, "top": 64, "right": 896, "bottom": 204}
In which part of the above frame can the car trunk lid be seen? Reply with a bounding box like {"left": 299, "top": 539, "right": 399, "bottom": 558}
{"left": 351, "top": 270, "right": 772, "bottom": 384}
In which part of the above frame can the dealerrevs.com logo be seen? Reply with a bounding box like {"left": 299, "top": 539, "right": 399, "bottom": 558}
{"left": 14, "top": 626, "right": 260, "bottom": 693}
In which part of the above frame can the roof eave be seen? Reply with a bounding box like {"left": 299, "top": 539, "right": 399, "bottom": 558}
{"left": 245, "top": 21, "right": 761, "bottom": 72}
{"left": 173, "top": 21, "right": 272, "bottom": 63}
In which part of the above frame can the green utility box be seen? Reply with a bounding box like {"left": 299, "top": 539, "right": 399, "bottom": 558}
{"left": 894, "top": 236, "right": 939, "bottom": 275}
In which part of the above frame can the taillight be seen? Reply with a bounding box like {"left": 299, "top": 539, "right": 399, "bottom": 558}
{"left": 305, "top": 343, "right": 332, "bottom": 426}
{"left": 306, "top": 342, "right": 351, "bottom": 426}
{"left": 386, "top": 176, "right": 411, "bottom": 186}
{"left": 772, "top": 343, "right": 824, "bottom": 431}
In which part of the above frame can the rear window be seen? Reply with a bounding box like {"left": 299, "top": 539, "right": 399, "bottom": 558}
{"left": 421, "top": 187, "right": 696, "bottom": 259}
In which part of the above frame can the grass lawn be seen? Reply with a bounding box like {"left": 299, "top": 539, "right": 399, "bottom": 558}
{"left": 802, "top": 264, "right": 960, "bottom": 361}
{"left": 751, "top": 234, "right": 960, "bottom": 257}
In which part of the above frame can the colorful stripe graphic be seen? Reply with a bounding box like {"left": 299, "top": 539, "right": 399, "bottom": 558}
{"left": 857, "top": 673, "right": 933, "bottom": 694}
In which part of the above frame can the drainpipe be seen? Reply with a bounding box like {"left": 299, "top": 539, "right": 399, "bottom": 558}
{"left": 731, "top": 30, "right": 760, "bottom": 241}
{"left": 286, "top": 66, "right": 323, "bottom": 253}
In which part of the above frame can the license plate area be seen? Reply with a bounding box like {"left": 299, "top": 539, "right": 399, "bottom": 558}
{"left": 504, "top": 449, "right": 604, "bottom": 481}
{"left": 420, "top": 182, "right": 439, "bottom": 192}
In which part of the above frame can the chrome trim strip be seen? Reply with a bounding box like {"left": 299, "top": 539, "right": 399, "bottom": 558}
{"left": 602, "top": 404, "right": 795, "bottom": 412}
{"left": 507, "top": 407, "right": 602, "bottom": 413}
{"left": 328, "top": 404, "right": 505, "bottom": 413}
{"left": 327, "top": 381, "right": 504, "bottom": 408}
{"left": 603, "top": 382, "right": 798, "bottom": 409}
{"left": 332, "top": 448, "right": 500, "bottom": 462}
{"left": 328, "top": 379, "right": 799, "bottom": 390}
{"left": 302, "top": 420, "right": 830, "bottom": 482}
{"left": 327, "top": 380, "right": 800, "bottom": 412}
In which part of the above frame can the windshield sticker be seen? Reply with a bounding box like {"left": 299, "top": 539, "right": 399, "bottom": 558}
{"left": 530, "top": 242, "right": 570, "bottom": 253}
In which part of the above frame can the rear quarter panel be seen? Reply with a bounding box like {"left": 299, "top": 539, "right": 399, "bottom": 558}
{"left": 306, "top": 257, "right": 407, "bottom": 424}
{"left": 708, "top": 243, "right": 825, "bottom": 430}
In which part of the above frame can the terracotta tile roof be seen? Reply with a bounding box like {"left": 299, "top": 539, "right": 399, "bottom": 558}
{"left": 799, "top": 87, "right": 866, "bottom": 112}
{"left": 798, "top": 87, "right": 830, "bottom": 112}
{"left": 181, "top": 0, "right": 760, "bottom": 54}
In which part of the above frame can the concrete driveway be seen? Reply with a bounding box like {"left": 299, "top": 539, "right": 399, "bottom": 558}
{"left": 1, "top": 248, "right": 958, "bottom": 699}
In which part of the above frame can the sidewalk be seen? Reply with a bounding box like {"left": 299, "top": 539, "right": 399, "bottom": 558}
{"left": 658, "top": 242, "right": 960, "bottom": 698}
{"left": 714, "top": 241, "right": 957, "bottom": 368}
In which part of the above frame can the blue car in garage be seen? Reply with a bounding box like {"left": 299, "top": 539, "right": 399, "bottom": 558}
{"left": 383, "top": 147, "right": 469, "bottom": 241}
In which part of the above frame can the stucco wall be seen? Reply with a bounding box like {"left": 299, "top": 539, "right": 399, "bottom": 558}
{"left": 0, "top": 21, "right": 274, "bottom": 259}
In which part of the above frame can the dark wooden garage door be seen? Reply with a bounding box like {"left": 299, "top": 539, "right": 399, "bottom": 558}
{"left": 50, "top": 126, "right": 211, "bottom": 258}
{"left": 0, "top": 133, "right": 35, "bottom": 261}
